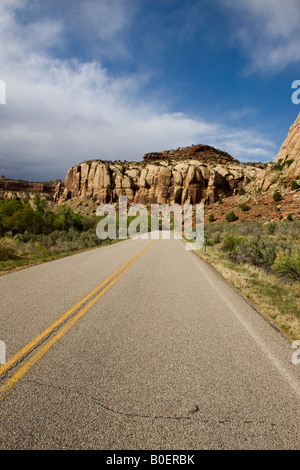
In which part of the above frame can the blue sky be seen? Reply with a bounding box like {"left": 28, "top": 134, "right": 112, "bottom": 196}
{"left": 1, "top": 0, "right": 300, "bottom": 181}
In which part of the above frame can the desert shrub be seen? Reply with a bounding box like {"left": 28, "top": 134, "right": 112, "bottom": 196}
{"left": 204, "top": 223, "right": 226, "bottom": 237}
{"left": 222, "top": 234, "right": 242, "bottom": 252}
{"left": 233, "top": 238, "right": 277, "bottom": 269}
{"left": 206, "top": 232, "right": 222, "bottom": 246}
{"left": 287, "top": 214, "right": 293, "bottom": 222}
{"left": 239, "top": 203, "right": 251, "bottom": 212}
{"left": 225, "top": 211, "right": 238, "bottom": 222}
{"left": 273, "top": 191, "right": 283, "bottom": 202}
{"left": 228, "top": 222, "right": 262, "bottom": 238}
{"left": 211, "top": 232, "right": 221, "bottom": 245}
{"left": 273, "top": 254, "right": 300, "bottom": 282}
{"left": 208, "top": 214, "right": 215, "bottom": 223}
{"left": 272, "top": 160, "right": 283, "bottom": 171}
{"left": 264, "top": 221, "right": 277, "bottom": 235}
{"left": 291, "top": 180, "right": 300, "bottom": 191}
{"left": 238, "top": 187, "right": 246, "bottom": 196}
{"left": 0, "top": 242, "right": 18, "bottom": 261}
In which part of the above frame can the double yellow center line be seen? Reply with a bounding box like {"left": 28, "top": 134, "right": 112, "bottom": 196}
{"left": 0, "top": 240, "right": 155, "bottom": 400}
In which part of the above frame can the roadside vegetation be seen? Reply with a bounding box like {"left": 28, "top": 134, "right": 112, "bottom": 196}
{"left": 0, "top": 196, "right": 103, "bottom": 271}
{"left": 197, "top": 219, "right": 300, "bottom": 340}
{"left": 0, "top": 196, "right": 153, "bottom": 272}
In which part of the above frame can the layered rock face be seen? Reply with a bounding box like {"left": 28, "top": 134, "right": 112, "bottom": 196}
{"left": 55, "top": 145, "right": 265, "bottom": 207}
{"left": 0, "top": 177, "right": 59, "bottom": 202}
{"left": 258, "top": 113, "right": 300, "bottom": 190}
{"left": 274, "top": 112, "right": 300, "bottom": 179}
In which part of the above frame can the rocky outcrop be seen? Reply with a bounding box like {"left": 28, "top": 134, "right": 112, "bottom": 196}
{"left": 0, "top": 177, "right": 59, "bottom": 202}
{"left": 274, "top": 112, "right": 300, "bottom": 179}
{"left": 257, "top": 113, "right": 300, "bottom": 191}
{"left": 54, "top": 145, "right": 264, "bottom": 208}
{"left": 143, "top": 144, "right": 237, "bottom": 164}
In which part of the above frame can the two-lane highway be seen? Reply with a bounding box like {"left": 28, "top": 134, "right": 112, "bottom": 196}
{"left": 1, "top": 238, "right": 300, "bottom": 449}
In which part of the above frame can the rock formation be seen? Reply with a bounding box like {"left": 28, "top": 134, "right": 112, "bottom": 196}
{"left": 0, "top": 177, "right": 59, "bottom": 203}
{"left": 257, "top": 112, "right": 300, "bottom": 191}
{"left": 143, "top": 144, "right": 237, "bottom": 164}
{"left": 274, "top": 112, "right": 300, "bottom": 179}
{"left": 54, "top": 145, "right": 265, "bottom": 209}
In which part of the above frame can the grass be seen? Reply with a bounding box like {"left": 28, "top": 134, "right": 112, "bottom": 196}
{"left": 196, "top": 220, "right": 300, "bottom": 340}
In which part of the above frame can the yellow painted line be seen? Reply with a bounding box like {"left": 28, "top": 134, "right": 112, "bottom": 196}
{"left": 0, "top": 240, "right": 154, "bottom": 379}
{"left": 0, "top": 240, "right": 155, "bottom": 399}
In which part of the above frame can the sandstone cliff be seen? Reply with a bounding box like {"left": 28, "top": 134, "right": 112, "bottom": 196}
{"left": 0, "top": 177, "right": 59, "bottom": 204}
{"left": 274, "top": 112, "right": 300, "bottom": 179}
{"left": 257, "top": 113, "right": 300, "bottom": 191}
{"left": 54, "top": 145, "right": 265, "bottom": 210}
{"left": 203, "top": 114, "right": 300, "bottom": 223}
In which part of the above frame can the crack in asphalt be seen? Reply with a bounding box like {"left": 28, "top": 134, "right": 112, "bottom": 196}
{"left": 23, "top": 378, "right": 209, "bottom": 421}
{"left": 22, "top": 378, "right": 278, "bottom": 426}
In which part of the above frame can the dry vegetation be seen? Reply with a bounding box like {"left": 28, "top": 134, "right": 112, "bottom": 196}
{"left": 196, "top": 220, "right": 300, "bottom": 340}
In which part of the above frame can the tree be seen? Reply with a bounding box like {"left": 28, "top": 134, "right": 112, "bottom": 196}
{"left": 34, "top": 194, "right": 47, "bottom": 213}
{"left": 56, "top": 205, "right": 73, "bottom": 232}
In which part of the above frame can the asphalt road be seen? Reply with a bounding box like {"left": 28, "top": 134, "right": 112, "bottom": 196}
{"left": 1, "top": 237, "right": 300, "bottom": 450}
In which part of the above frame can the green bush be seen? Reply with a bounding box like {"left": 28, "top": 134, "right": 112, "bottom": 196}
{"left": 239, "top": 203, "right": 251, "bottom": 212}
{"left": 210, "top": 232, "right": 221, "bottom": 245}
{"left": 272, "top": 160, "right": 283, "bottom": 171}
{"left": 238, "top": 187, "right": 246, "bottom": 196}
{"left": 208, "top": 214, "right": 215, "bottom": 223}
{"left": 273, "top": 254, "right": 300, "bottom": 282}
{"left": 0, "top": 243, "right": 18, "bottom": 261}
{"left": 222, "top": 234, "right": 242, "bottom": 252}
{"left": 225, "top": 211, "right": 238, "bottom": 222}
{"left": 291, "top": 180, "right": 300, "bottom": 191}
{"left": 273, "top": 191, "right": 283, "bottom": 202}
{"left": 234, "top": 238, "right": 277, "bottom": 269}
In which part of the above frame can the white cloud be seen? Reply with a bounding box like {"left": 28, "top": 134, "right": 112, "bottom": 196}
{"left": 69, "top": 0, "right": 136, "bottom": 60}
{"left": 79, "top": 0, "right": 129, "bottom": 41}
{"left": 221, "top": 0, "right": 300, "bottom": 72}
{"left": 217, "top": 128, "right": 276, "bottom": 161}
{"left": 0, "top": 0, "right": 276, "bottom": 180}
